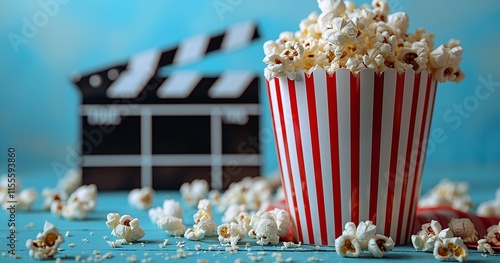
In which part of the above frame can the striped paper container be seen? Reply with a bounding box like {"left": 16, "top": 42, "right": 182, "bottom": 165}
{"left": 266, "top": 68, "right": 438, "bottom": 246}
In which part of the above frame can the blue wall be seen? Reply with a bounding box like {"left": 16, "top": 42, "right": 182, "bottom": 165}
{"left": 1, "top": 0, "right": 499, "bottom": 196}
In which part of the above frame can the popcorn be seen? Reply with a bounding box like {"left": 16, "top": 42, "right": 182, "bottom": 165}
{"left": 335, "top": 234, "right": 361, "bottom": 257}
{"left": 222, "top": 204, "right": 247, "bottom": 223}
{"left": 0, "top": 175, "right": 37, "bottom": 211}
{"left": 418, "top": 179, "right": 472, "bottom": 212}
{"left": 477, "top": 239, "right": 495, "bottom": 255}
{"left": 51, "top": 184, "right": 98, "bottom": 220}
{"left": 41, "top": 188, "right": 67, "bottom": 210}
{"left": 15, "top": 188, "right": 37, "bottom": 210}
{"left": 477, "top": 187, "right": 500, "bottom": 217}
{"left": 268, "top": 208, "right": 291, "bottom": 238}
{"left": 210, "top": 177, "right": 273, "bottom": 213}
{"left": 485, "top": 222, "right": 500, "bottom": 246}
{"left": 148, "top": 199, "right": 183, "bottom": 223}
{"left": 128, "top": 186, "right": 155, "bottom": 210}
{"left": 106, "top": 213, "right": 145, "bottom": 242}
{"left": 185, "top": 199, "right": 217, "bottom": 241}
{"left": 217, "top": 222, "right": 247, "bottom": 248}
{"left": 433, "top": 237, "right": 468, "bottom": 262}
{"left": 263, "top": 0, "right": 464, "bottom": 83}
{"left": 157, "top": 216, "right": 186, "bottom": 237}
{"left": 448, "top": 218, "right": 478, "bottom": 243}
{"left": 57, "top": 168, "right": 82, "bottom": 195}
{"left": 367, "top": 234, "right": 395, "bottom": 258}
{"left": 180, "top": 179, "right": 209, "bottom": 207}
{"left": 248, "top": 216, "right": 280, "bottom": 246}
{"left": 411, "top": 220, "right": 451, "bottom": 252}
{"left": 25, "top": 221, "right": 64, "bottom": 260}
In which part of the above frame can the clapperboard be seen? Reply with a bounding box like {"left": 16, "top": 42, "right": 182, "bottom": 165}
{"left": 72, "top": 21, "right": 261, "bottom": 190}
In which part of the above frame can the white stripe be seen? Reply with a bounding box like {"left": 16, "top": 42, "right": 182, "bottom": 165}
{"left": 398, "top": 70, "right": 416, "bottom": 243}
{"left": 377, "top": 69, "right": 397, "bottom": 234}
{"left": 82, "top": 154, "right": 260, "bottom": 167}
{"left": 221, "top": 21, "right": 255, "bottom": 49}
{"left": 279, "top": 77, "right": 309, "bottom": 244}
{"left": 106, "top": 49, "right": 161, "bottom": 98}
{"left": 268, "top": 79, "right": 298, "bottom": 240}
{"left": 156, "top": 71, "right": 202, "bottom": 98}
{"left": 359, "top": 69, "right": 374, "bottom": 222}
{"left": 313, "top": 70, "right": 336, "bottom": 245}
{"left": 208, "top": 71, "right": 254, "bottom": 98}
{"left": 82, "top": 104, "right": 260, "bottom": 116}
{"left": 141, "top": 108, "right": 153, "bottom": 187}
{"left": 174, "top": 34, "right": 210, "bottom": 65}
{"left": 336, "top": 69, "right": 352, "bottom": 227}
{"left": 211, "top": 108, "right": 223, "bottom": 190}
{"left": 296, "top": 72, "right": 321, "bottom": 244}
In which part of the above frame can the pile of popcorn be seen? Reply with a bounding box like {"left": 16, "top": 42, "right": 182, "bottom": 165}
{"left": 335, "top": 221, "right": 395, "bottom": 258}
{"left": 418, "top": 179, "right": 473, "bottom": 213}
{"left": 263, "top": 0, "right": 464, "bottom": 83}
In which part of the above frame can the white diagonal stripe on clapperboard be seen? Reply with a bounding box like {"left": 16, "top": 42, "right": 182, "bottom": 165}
{"left": 77, "top": 20, "right": 261, "bottom": 189}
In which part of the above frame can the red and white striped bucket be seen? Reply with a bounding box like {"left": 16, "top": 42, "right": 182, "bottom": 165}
{"left": 266, "top": 68, "right": 438, "bottom": 246}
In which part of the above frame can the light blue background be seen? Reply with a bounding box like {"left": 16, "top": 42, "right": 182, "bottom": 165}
{"left": 1, "top": 0, "right": 499, "bottom": 199}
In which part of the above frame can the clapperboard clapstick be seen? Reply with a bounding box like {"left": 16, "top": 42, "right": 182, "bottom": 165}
{"left": 73, "top": 21, "right": 261, "bottom": 190}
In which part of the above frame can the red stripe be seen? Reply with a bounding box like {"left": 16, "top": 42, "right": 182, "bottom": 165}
{"left": 304, "top": 73, "right": 327, "bottom": 244}
{"left": 369, "top": 73, "right": 385, "bottom": 223}
{"left": 267, "top": 80, "right": 295, "bottom": 240}
{"left": 289, "top": 77, "right": 316, "bottom": 244}
{"left": 327, "top": 72, "right": 343, "bottom": 236}
{"left": 274, "top": 78, "right": 304, "bottom": 242}
{"left": 398, "top": 72, "right": 421, "bottom": 242}
{"left": 385, "top": 73, "right": 406, "bottom": 239}
{"left": 350, "top": 73, "right": 360, "bottom": 224}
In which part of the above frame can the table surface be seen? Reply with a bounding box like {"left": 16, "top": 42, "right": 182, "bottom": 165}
{"left": 1, "top": 190, "right": 499, "bottom": 263}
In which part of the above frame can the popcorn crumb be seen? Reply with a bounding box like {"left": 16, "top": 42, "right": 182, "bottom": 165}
{"left": 82, "top": 238, "right": 89, "bottom": 243}
{"left": 197, "top": 259, "right": 210, "bottom": 263}
{"left": 55, "top": 257, "right": 62, "bottom": 263}
{"left": 89, "top": 232, "right": 94, "bottom": 236}
{"left": 65, "top": 231, "right": 71, "bottom": 237}
{"left": 307, "top": 256, "right": 323, "bottom": 262}
{"left": 68, "top": 243, "right": 75, "bottom": 248}
{"left": 195, "top": 244, "right": 201, "bottom": 251}
{"left": 103, "top": 235, "right": 108, "bottom": 240}
{"left": 25, "top": 222, "right": 35, "bottom": 229}
{"left": 127, "top": 254, "right": 137, "bottom": 263}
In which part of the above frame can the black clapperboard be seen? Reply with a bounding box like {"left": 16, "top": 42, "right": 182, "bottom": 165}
{"left": 72, "top": 21, "right": 261, "bottom": 190}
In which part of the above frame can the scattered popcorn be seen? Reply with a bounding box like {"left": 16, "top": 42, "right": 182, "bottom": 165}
{"left": 180, "top": 179, "right": 209, "bottom": 207}
{"left": 418, "top": 179, "right": 472, "bottom": 212}
{"left": 485, "top": 222, "right": 500, "bottom": 246}
{"left": 433, "top": 237, "right": 468, "bottom": 262}
{"left": 477, "top": 238, "right": 495, "bottom": 256}
{"left": 57, "top": 168, "right": 82, "bottom": 195}
{"left": 148, "top": 199, "right": 184, "bottom": 224}
{"left": 25, "top": 221, "right": 65, "bottom": 260}
{"left": 210, "top": 177, "right": 273, "bottom": 213}
{"left": 157, "top": 215, "right": 186, "bottom": 236}
{"left": 128, "top": 186, "right": 155, "bottom": 210}
{"left": 477, "top": 188, "right": 500, "bottom": 217}
{"left": 106, "top": 213, "right": 145, "bottom": 242}
{"left": 282, "top": 241, "right": 301, "bottom": 249}
{"left": 262, "top": 0, "right": 464, "bottom": 83}
{"left": 0, "top": 175, "right": 38, "bottom": 211}
{"left": 335, "top": 221, "right": 393, "bottom": 258}
{"left": 107, "top": 240, "right": 124, "bottom": 248}
{"left": 48, "top": 184, "right": 98, "bottom": 220}
{"left": 448, "top": 218, "right": 478, "bottom": 243}
{"left": 218, "top": 222, "right": 247, "bottom": 248}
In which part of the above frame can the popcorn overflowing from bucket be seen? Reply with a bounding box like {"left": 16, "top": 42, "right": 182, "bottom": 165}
{"left": 263, "top": 0, "right": 464, "bottom": 83}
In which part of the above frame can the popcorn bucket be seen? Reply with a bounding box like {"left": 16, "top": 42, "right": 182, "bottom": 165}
{"left": 266, "top": 68, "right": 438, "bottom": 246}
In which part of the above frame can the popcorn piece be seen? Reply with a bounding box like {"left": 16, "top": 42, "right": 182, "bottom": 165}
{"left": 25, "top": 221, "right": 65, "bottom": 260}
{"left": 354, "top": 221, "right": 377, "bottom": 249}
{"left": 106, "top": 213, "right": 145, "bottom": 242}
{"left": 210, "top": 177, "right": 273, "bottom": 213}
{"left": 218, "top": 222, "right": 247, "bottom": 248}
{"left": 485, "top": 222, "right": 500, "bottom": 246}
{"left": 180, "top": 179, "right": 209, "bottom": 207}
{"left": 57, "top": 168, "right": 82, "bottom": 195}
{"left": 248, "top": 214, "right": 280, "bottom": 246}
{"left": 477, "top": 239, "right": 494, "bottom": 255}
{"left": 317, "top": 0, "right": 346, "bottom": 14}
{"left": 186, "top": 199, "right": 217, "bottom": 240}
{"left": 268, "top": 208, "right": 291, "bottom": 238}
{"left": 368, "top": 234, "right": 394, "bottom": 258}
{"left": 477, "top": 188, "right": 500, "bottom": 217}
{"left": 411, "top": 220, "right": 446, "bottom": 252}
{"left": 128, "top": 186, "right": 154, "bottom": 210}
{"left": 448, "top": 218, "right": 478, "bottom": 243}
{"left": 156, "top": 216, "right": 186, "bottom": 237}
{"left": 16, "top": 188, "right": 37, "bottom": 210}
{"left": 433, "top": 237, "right": 468, "bottom": 262}
{"left": 41, "top": 188, "right": 67, "bottom": 210}
{"left": 148, "top": 199, "right": 183, "bottom": 223}
{"left": 222, "top": 204, "right": 247, "bottom": 223}
{"left": 67, "top": 184, "right": 97, "bottom": 212}
{"left": 335, "top": 234, "right": 361, "bottom": 257}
